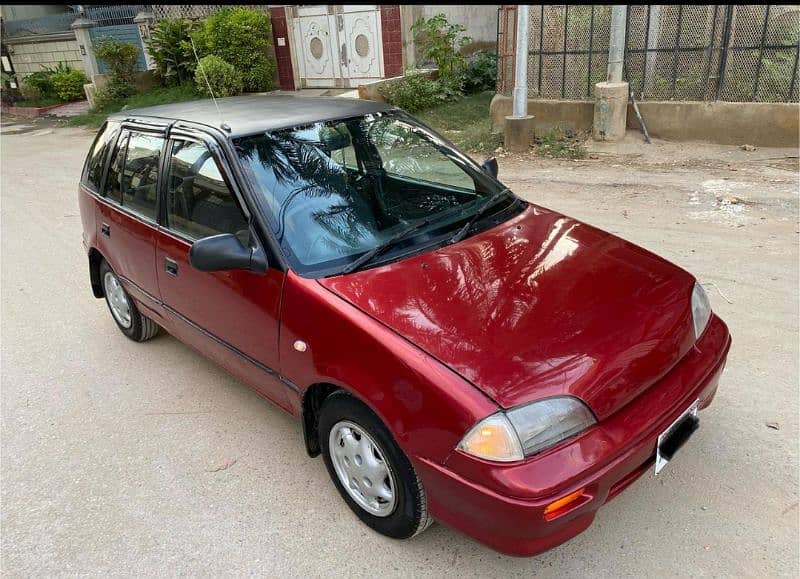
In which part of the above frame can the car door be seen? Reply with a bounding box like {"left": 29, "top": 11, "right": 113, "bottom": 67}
{"left": 95, "top": 124, "right": 166, "bottom": 322}
{"left": 155, "top": 131, "right": 291, "bottom": 411}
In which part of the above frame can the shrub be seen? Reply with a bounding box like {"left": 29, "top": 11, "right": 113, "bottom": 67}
{"left": 192, "top": 7, "right": 276, "bottom": 92}
{"left": 51, "top": 69, "right": 89, "bottom": 102}
{"left": 462, "top": 51, "right": 497, "bottom": 94}
{"left": 94, "top": 37, "right": 141, "bottom": 98}
{"left": 20, "top": 70, "right": 55, "bottom": 101}
{"left": 145, "top": 17, "right": 197, "bottom": 86}
{"left": 411, "top": 13, "right": 471, "bottom": 81}
{"left": 90, "top": 87, "right": 120, "bottom": 112}
{"left": 42, "top": 61, "right": 74, "bottom": 75}
{"left": 381, "top": 71, "right": 462, "bottom": 113}
{"left": 396, "top": 14, "right": 474, "bottom": 111}
{"left": 194, "top": 55, "right": 243, "bottom": 98}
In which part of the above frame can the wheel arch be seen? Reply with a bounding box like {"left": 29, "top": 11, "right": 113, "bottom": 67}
{"left": 301, "top": 382, "right": 346, "bottom": 457}
{"left": 88, "top": 247, "right": 105, "bottom": 298}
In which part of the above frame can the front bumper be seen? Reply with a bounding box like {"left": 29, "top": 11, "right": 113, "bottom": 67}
{"left": 414, "top": 314, "right": 731, "bottom": 557}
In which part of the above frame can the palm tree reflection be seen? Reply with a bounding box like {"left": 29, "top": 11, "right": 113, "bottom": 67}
{"left": 235, "top": 115, "right": 495, "bottom": 267}
{"left": 236, "top": 128, "right": 371, "bottom": 251}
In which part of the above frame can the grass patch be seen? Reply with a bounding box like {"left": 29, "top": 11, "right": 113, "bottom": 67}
{"left": 65, "top": 84, "right": 202, "bottom": 128}
{"left": 417, "top": 91, "right": 503, "bottom": 154}
{"left": 14, "top": 97, "right": 63, "bottom": 108}
{"left": 535, "top": 127, "right": 588, "bottom": 159}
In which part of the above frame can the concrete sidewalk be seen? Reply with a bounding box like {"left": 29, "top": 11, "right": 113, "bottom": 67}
{"left": 45, "top": 100, "right": 91, "bottom": 117}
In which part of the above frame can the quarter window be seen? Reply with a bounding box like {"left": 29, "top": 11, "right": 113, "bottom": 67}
{"left": 103, "top": 132, "right": 129, "bottom": 202}
{"left": 165, "top": 140, "right": 248, "bottom": 240}
{"left": 83, "top": 122, "right": 117, "bottom": 191}
{"left": 121, "top": 132, "right": 163, "bottom": 221}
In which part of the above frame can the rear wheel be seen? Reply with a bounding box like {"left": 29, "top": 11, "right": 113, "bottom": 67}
{"left": 319, "top": 392, "right": 433, "bottom": 539}
{"left": 99, "top": 259, "right": 159, "bottom": 342}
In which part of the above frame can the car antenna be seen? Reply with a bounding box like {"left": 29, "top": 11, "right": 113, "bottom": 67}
{"left": 189, "top": 36, "right": 230, "bottom": 132}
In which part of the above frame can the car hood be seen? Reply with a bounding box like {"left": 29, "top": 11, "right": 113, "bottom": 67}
{"left": 319, "top": 205, "right": 697, "bottom": 419}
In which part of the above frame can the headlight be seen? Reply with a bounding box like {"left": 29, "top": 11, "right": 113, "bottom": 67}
{"left": 691, "top": 282, "right": 711, "bottom": 340}
{"left": 457, "top": 397, "right": 596, "bottom": 462}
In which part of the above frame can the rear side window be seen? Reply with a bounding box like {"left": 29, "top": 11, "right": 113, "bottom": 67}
{"left": 103, "top": 132, "right": 129, "bottom": 202}
{"left": 121, "top": 132, "right": 164, "bottom": 221}
{"left": 83, "top": 122, "right": 117, "bottom": 191}
{"left": 165, "top": 140, "right": 248, "bottom": 240}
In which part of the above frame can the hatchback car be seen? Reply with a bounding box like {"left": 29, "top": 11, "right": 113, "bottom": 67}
{"left": 78, "top": 95, "right": 730, "bottom": 556}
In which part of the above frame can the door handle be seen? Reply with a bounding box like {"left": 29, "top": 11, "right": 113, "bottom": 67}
{"left": 164, "top": 257, "right": 178, "bottom": 276}
{"left": 101, "top": 223, "right": 110, "bottom": 237}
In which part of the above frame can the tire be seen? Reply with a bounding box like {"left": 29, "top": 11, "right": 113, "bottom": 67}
{"left": 99, "top": 259, "right": 160, "bottom": 342}
{"left": 319, "top": 392, "right": 433, "bottom": 539}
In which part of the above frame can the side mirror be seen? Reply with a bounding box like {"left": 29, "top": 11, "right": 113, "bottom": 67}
{"left": 189, "top": 233, "right": 268, "bottom": 274}
{"left": 481, "top": 157, "right": 499, "bottom": 179}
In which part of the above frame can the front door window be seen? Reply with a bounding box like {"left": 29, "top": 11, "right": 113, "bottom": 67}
{"left": 164, "top": 140, "right": 248, "bottom": 240}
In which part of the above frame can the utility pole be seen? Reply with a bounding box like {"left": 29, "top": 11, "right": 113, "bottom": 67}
{"left": 607, "top": 5, "right": 626, "bottom": 82}
{"left": 644, "top": 5, "right": 661, "bottom": 97}
{"left": 505, "top": 5, "right": 535, "bottom": 152}
{"left": 592, "top": 5, "right": 629, "bottom": 141}
{"left": 512, "top": 4, "right": 530, "bottom": 117}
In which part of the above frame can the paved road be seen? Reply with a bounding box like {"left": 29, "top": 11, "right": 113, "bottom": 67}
{"left": 1, "top": 121, "right": 798, "bottom": 577}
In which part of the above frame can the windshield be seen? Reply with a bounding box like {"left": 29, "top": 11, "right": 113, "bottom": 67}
{"left": 235, "top": 111, "right": 516, "bottom": 276}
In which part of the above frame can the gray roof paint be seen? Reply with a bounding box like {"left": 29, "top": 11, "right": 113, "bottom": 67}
{"left": 109, "top": 95, "right": 396, "bottom": 136}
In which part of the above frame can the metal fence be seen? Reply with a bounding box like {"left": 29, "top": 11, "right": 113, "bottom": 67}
{"left": 2, "top": 5, "right": 145, "bottom": 38}
{"left": 82, "top": 5, "right": 147, "bottom": 27}
{"left": 497, "top": 4, "right": 800, "bottom": 102}
{"left": 151, "top": 4, "right": 270, "bottom": 21}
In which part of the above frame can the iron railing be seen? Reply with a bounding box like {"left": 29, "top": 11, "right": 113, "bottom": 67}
{"left": 497, "top": 4, "right": 800, "bottom": 102}
{"left": 81, "top": 5, "right": 147, "bottom": 27}
{"left": 2, "top": 5, "right": 146, "bottom": 38}
{"left": 151, "top": 4, "right": 270, "bottom": 21}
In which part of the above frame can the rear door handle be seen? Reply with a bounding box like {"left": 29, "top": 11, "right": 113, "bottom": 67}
{"left": 101, "top": 223, "right": 110, "bottom": 236}
{"left": 165, "top": 257, "right": 178, "bottom": 276}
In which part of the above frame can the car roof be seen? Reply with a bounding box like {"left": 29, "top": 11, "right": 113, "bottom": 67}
{"left": 109, "top": 94, "right": 396, "bottom": 137}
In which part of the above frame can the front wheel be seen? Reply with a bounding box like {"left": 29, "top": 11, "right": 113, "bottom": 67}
{"left": 319, "top": 392, "right": 433, "bottom": 539}
{"left": 99, "top": 259, "right": 159, "bottom": 342}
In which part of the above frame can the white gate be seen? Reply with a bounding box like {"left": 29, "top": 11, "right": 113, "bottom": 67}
{"left": 292, "top": 5, "right": 384, "bottom": 88}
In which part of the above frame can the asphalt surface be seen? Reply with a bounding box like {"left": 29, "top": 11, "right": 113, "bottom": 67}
{"left": 1, "top": 120, "right": 798, "bottom": 577}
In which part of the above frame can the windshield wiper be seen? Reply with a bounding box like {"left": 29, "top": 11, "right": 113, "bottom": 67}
{"left": 448, "top": 189, "right": 515, "bottom": 245}
{"left": 341, "top": 217, "right": 432, "bottom": 274}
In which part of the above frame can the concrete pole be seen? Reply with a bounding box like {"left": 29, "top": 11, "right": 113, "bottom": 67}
{"left": 592, "top": 5, "right": 629, "bottom": 141}
{"left": 504, "top": 4, "right": 535, "bottom": 152}
{"left": 644, "top": 5, "right": 661, "bottom": 97}
{"left": 607, "top": 5, "right": 626, "bottom": 82}
{"left": 511, "top": 4, "right": 529, "bottom": 117}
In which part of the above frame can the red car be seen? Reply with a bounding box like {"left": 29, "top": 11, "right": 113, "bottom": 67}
{"left": 78, "top": 96, "right": 730, "bottom": 556}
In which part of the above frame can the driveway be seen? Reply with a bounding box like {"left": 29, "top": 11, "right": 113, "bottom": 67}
{"left": 1, "top": 120, "right": 798, "bottom": 577}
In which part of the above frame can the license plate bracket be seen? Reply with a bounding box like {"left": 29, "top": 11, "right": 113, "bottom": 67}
{"left": 655, "top": 399, "right": 699, "bottom": 475}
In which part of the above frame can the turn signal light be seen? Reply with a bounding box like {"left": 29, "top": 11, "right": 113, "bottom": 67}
{"left": 543, "top": 488, "right": 587, "bottom": 521}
